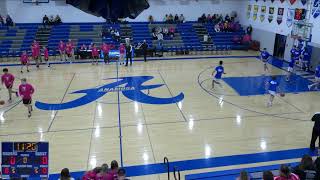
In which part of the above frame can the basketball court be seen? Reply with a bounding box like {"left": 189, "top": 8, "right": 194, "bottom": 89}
{"left": 0, "top": 50, "right": 319, "bottom": 179}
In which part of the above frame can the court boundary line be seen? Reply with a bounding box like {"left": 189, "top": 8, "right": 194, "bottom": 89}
{"left": 46, "top": 73, "right": 76, "bottom": 132}
{"left": 86, "top": 101, "right": 98, "bottom": 170}
{"left": 0, "top": 111, "right": 303, "bottom": 137}
{"left": 158, "top": 70, "right": 188, "bottom": 122}
{"left": 116, "top": 60, "right": 124, "bottom": 167}
{"left": 0, "top": 55, "right": 259, "bottom": 67}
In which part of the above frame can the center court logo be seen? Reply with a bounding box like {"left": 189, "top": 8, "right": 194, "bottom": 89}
{"left": 35, "top": 76, "right": 184, "bottom": 110}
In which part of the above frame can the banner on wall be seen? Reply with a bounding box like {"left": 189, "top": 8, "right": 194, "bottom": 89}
{"left": 301, "top": 0, "right": 307, "bottom": 5}
{"left": 313, "top": 0, "right": 320, "bottom": 18}
{"left": 277, "top": 8, "right": 284, "bottom": 24}
{"left": 260, "top": 6, "right": 267, "bottom": 22}
{"left": 247, "top": 5, "right": 252, "bottom": 19}
{"left": 290, "top": 0, "right": 297, "bottom": 4}
{"left": 286, "top": 8, "right": 295, "bottom": 27}
{"left": 253, "top": 5, "right": 259, "bottom": 21}
{"left": 295, "top": 8, "right": 306, "bottom": 20}
{"left": 268, "top": 7, "right": 275, "bottom": 23}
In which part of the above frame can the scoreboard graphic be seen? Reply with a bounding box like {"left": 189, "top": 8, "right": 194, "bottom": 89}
{"left": 1, "top": 142, "right": 49, "bottom": 179}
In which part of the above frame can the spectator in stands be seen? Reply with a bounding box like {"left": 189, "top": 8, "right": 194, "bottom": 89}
{"left": 246, "top": 25, "right": 253, "bottom": 35}
{"left": 236, "top": 170, "right": 250, "bottom": 180}
{"left": 152, "top": 32, "right": 157, "bottom": 40}
{"left": 169, "top": 26, "right": 175, "bottom": 38}
{"left": 114, "top": 30, "right": 120, "bottom": 42}
{"left": 223, "top": 21, "right": 229, "bottom": 32}
{"left": 162, "top": 27, "right": 168, "bottom": 36}
{"left": 174, "top": 14, "right": 179, "bottom": 23}
{"left": 274, "top": 165, "right": 300, "bottom": 180}
{"left": 96, "top": 164, "right": 109, "bottom": 180}
{"left": 80, "top": 44, "right": 87, "bottom": 50}
{"left": 263, "top": 171, "right": 274, "bottom": 180}
{"left": 168, "top": 14, "right": 174, "bottom": 23}
{"left": 49, "top": 15, "right": 54, "bottom": 25}
{"left": 179, "top": 14, "right": 185, "bottom": 23}
{"left": 54, "top": 15, "right": 62, "bottom": 25}
{"left": 58, "top": 168, "right": 75, "bottom": 180}
{"left": 242, "top": 33, "right": 252, "bottom": 50}
{"left": 234, "top": 22, "right": 241, "bottom": 32}
{"left": 225, "top": 14, "right": 231, "bottom": 22}
{"left": 164, "top": 14, "right": 169, "bottom": 23}
{"left": 0, "top": 15, "right": 4, "bottom": 26}
{"left": 157, "top": 32, "right": 163, "bottom": 42}
{"left": 141, "top": 40, "right": 148, "bottom": 62}
{"left": 106, "top": 160, "right": 119, "bottom": 179}
{"left": 198, "top": 14, "right": 206, "bottom": 23}
{"left": 293, "top": 155, "right": 319, "bottom": 179}
{"left": 214, "top": 23, "right": 220, "bottom": 32}
{"left": 233, "top": 35, "right": 241, "bottom": 44}
{"left": 6, "top": 15, "right": 13, "bottom": 26}
{"left": 207, "top": 14, "right": 212, "bottom": 23}
{"left": 116, "top": 168, "right": 129, "bottom": 180}
{"left": 42, "top": 15, "right": 49, "bottom": 28}
{"left": 82, "top": 167, "right": 102, "bottom": 180}
{"left": 148, "top": 15, "right": 154, "bottom": 24}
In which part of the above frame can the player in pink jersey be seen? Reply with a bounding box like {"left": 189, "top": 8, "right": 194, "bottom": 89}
{"left": 91, "top": 43, "right": 99, "bottom": 65}
{"left": 19, "top": 78, "right": 35, "bottom": 118}
{"left": 1, "top": 68, "right": 18, "bottom": 101}
{"left": 101, "top": 43, "right": 110, "bottom": 64}
{"left": 43, "top": 46, "right": 50, "bottom": 67}
{"left": 58, "top": 40, "right": 66, "bottom": 61}
{"left": 65, "top": 39, "right": 74, "bottom": 63}
{"left": 20, "top": 51, "right": 30, "bottom": 73}
{"left": 119, "top": 43, "right": 126, "bottom": 65}
{"left": 32, "top": 40, "right": 41, "bottom": 67}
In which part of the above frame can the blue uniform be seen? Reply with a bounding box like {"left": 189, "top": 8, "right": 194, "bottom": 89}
{"left": 292, "top": 50, "right": 301, "bottom": 61}
{"left": 268, "top": 80, "right": 278, "bottom": 92}
{"left": 302, "top": 50, "right": 311, "bottom": 61}
{"left": 290, "top": 48, "right": 296, "bottom": 57}
{"left": 316, "top": 65, "right": 320, "bottom": 78}
{"left": 215, "top": 66, "right": 224, "bottom": 79}
{"left": 261, "top": 51, "right": 270, "bottom": 61}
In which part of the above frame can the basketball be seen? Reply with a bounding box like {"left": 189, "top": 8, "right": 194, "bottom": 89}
{"left": 280, "top": 93, "right": 285, "bottom": 97}
{"left": 0, "top": 100, "right": 5, "bottom": 105}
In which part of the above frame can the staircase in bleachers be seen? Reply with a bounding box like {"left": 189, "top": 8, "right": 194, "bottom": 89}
{"left": 48, "top": 24, "right": 70, "bottom": 52}
{"left": 193, "top": 23, "right": 213, "bottom": 47}
{"left": 35, "top": 27, "right": 52, "bottom": 47}
{"left": 69, "top": 24, "right": 102, "bottom": 48}
{"left": 120, "top": 24, "right": 133, "bottom": 43}
{"left": 130, "top": 22, "right": 152, "bottom": 45}
{"left": 148, "top": 24, "right": 184, "bottom": 48}
{"left": 177, "top": 22, "right": 202, "bottom": 49}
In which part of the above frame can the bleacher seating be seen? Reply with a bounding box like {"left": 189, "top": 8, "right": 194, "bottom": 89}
{"left": 0, "top": 21, "right": 248, "bottom": 60}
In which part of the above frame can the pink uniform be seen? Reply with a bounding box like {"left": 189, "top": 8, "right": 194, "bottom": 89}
{"left": 58, "top": 42, "right": 65, "bottom": 51}
{"left": 101, "top": 44, "right": 110, "bottom": 54}
{"left": 20, "top": 54, "right": 29, "bottom": 64}
{"left": 65, "top": 43, "right": 73, "bottom": 55}
{"left": 44, "top": 48, "right": 49, "bottom": 59}
{"left": 1, "top": 73, "right": 14, "bottom": 88}
{"left": 119, "top": 44, "right": 125, "bottom": 54}
{"left": 91, "top": 47, "right": 99, "bottom": 57}
{"left": 32, "top": 46, "right": 38, "bottom": 58}
{"left": 19, "top": 83, "right": 34, "bottom": 100}
{"left": 32, "top": 42, "right": 40, "bottom": 57}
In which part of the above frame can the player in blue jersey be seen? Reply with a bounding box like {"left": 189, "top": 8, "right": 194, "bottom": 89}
{"left": 260, "top": 48, "right": 271, "bottom": 73}
{"left": 212, "top": 61, "right": 226, "bottom": 89}
{"left": 286, "top": 46, "right": 300, "bottom": 82}
{"left": 308, "top": 64, "right": 320, "bottom": 91}
{"left": 302, "top": 47, "right": 311, "bottom": 71}
{"left": 266, "top": 76, "right": 280, "bottom": 107}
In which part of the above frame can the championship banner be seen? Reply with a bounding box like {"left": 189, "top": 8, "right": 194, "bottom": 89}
{"left": 290, "top": 0, "right": 297, "bottom": 4}
{"left": 260, "top": 6, "right": 267, "bottom": 22}
{"left": 295, "top": 8, "right": 306, "bottom": 20}
{"left": 247, "top": 5, "right": 252, "bottom": 19}
{"left": 301, "top": 0, "right": 307, "bottom": 5}
{"left": 277, "top": 8, "right": 284, "bottom": 24}
{"left": 313, "top": 0, "right": 320, "bottom": 18}
{"left": 268, "top": 7, "right": 275, "bottom": 23}
{"left": 253, "top": 5, "right": 259, "bottom": 21}
{"left": 286, "top": 8, "right": 295, "bottom": 27}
